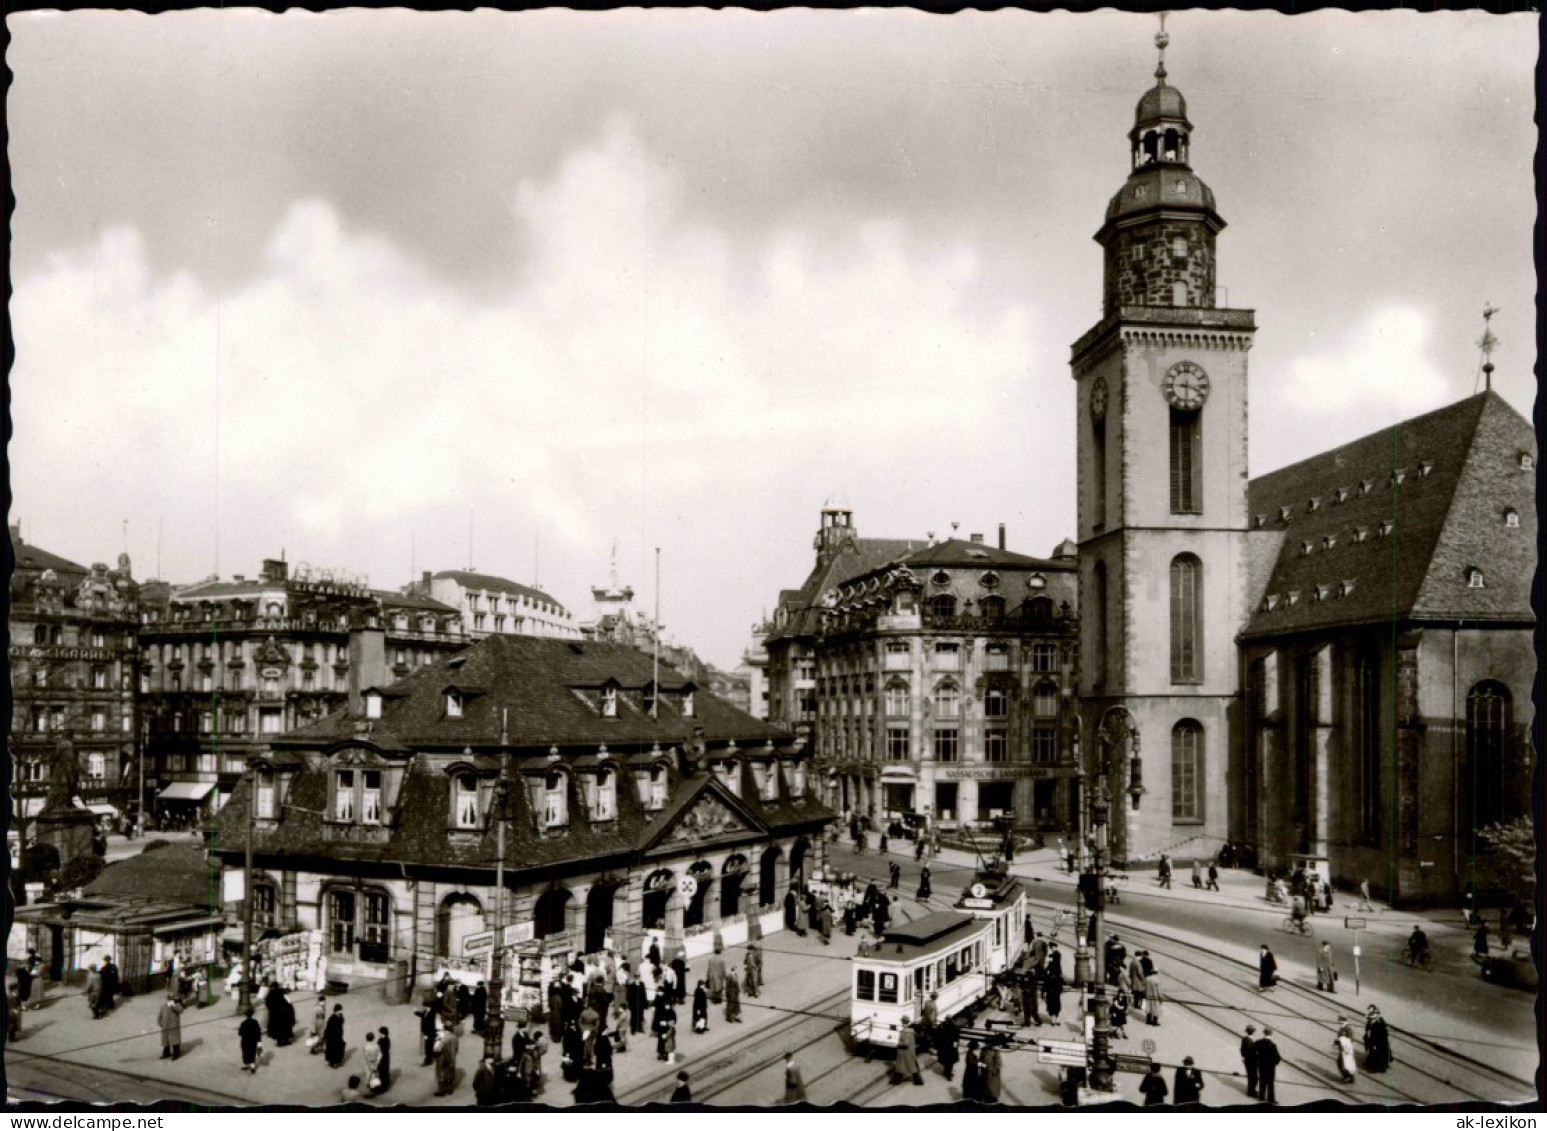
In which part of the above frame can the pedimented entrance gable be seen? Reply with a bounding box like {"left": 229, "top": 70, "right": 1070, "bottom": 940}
{"left": 640, "top": 776, "right": 767, "bottom": 854}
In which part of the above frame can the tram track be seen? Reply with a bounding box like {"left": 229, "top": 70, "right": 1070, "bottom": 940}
{"left": 1022, "top": 893, "right": 1535, "bottom": 1105}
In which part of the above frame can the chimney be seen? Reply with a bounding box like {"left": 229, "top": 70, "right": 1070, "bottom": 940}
{"left": 422, "top": 570, "right": 432, "bottom": 586}
{"left": 261, "top": 558, "right": 289, "bottom": 583}
{"left": 998, "top": 524, "right": 1006, "bottom": 551}
{"left": 347, "top": 626, "right": 389, "bottom": 716}
{"left": 970, "top": 533, "right": 984, "bottom": 545}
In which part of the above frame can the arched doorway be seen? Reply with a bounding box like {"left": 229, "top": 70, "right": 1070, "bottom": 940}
{"left": 684, "top": 861, "right": 714, "bottom": 929}
{"left": 437, "top": 893, "right": 487, "bottom": 960}
{"left": 585, "top": 884, "right": 619, "bottom": 955}
{"left": 759, "top": 846, "right": 783, "bottom": 907}
{"left": 533, "top": 887, "right": 573, "bottom": 940}
{"left": 789, "top": 837, "right": 810, "bottom": 892}
{"left": 721, "top": 855, "right": 748, "bottom": 918}
{"left": 642, "top": 870, "right": 674, "bottom": 931}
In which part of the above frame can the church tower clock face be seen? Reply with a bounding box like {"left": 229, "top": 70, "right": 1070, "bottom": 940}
{"left": 1162, "top": 361, "right": 1210, "bottom": 410}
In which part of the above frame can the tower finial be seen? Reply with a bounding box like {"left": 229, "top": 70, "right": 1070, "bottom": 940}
{"left": 1155, "top": 12, "right": 1170, "bottom": 84}
{"left": 1477, "top": 302, "right": 1501, "bottom": 393}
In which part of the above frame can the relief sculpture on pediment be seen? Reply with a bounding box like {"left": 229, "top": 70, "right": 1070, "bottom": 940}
{"left": 658, "top": 793, "right": 752, "bottom": 847}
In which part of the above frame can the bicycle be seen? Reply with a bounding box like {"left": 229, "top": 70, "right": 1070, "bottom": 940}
{"left": 1281, "top": 915, "right": 1311, "bottom": 936}
{"left": 1400, "top": 945, "right": 1433, "bottom": 971}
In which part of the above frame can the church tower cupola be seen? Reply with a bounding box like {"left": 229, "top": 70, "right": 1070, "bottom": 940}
{"left": 1097, "top": 20, "right": 1225, "bottom": 317}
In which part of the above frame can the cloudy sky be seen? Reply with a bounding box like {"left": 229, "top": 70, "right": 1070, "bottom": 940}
{"left": 9, "top": 9, "right": 1536, "bottom": 669}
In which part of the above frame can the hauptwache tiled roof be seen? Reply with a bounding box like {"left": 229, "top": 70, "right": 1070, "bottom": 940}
{"left": 766, "top": 537, "right": 926, "bottom": 644}
{"left": 210, "top": 634, "right": 830, "bottom": 879}
{"left": 1242, "top": 391, "right": 1535, "bottom": 639}
{"left": 82, "top": 844, "right": 223, "bottom": 908}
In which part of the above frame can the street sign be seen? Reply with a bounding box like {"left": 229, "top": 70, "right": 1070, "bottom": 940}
{"left": 1141, "top": 1039, "right": 1156, "bottom": 1055}
{"left": 464, "top": 931, "right": 494, "bottom": 956}
{"left": 1038, "top": 1039, "right": 1088, "bottom": 1067}
{"left": 1344, "top": 917, "right": 1367, "bottom": 930}
{"left": 1113, "top": 1053, "right": 1152, "bottom": 1075}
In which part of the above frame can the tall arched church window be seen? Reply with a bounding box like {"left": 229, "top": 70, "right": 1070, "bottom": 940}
{"left": 1466, "top": 681, "right": 1513, "bottom": 827}
{"left": 1170, "top": 408, "right": 1202, "bottom": 513}
{"left": 1171, "top": 720, "right": 1203, "bottom": 822}
{"left": 1356, "top": 655, "right": 1381, "bottom": 841}
{"left": 1092, "top": 561, "right": 1108, "bottom": 687}
{"left": 1169, "top": 555, "right": 1202, "bottom": 684}
{"left": 1093, "top": 415, "right": 1108, "bottom": 527}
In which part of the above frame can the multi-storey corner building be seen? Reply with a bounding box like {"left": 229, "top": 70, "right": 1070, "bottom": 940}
{"left": 418, "top": 569, "right": 580, "bottom": 639}
{"left": 9, "top": 525, "right": 141, "bottom": 822}
{"left": 812, "top": 537, "right": 1079, "bottom": 833}
{"left": 139, "top": 557, "right": 469, "bottom": 818}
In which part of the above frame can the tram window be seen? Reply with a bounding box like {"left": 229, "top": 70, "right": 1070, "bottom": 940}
{"left": 856, "top": 969, "right": 876, "bottom": 1001}
{"left": 914, "top": 969, "right": 926, "bottom": 999}
{"left": 945, "top": 953, "right": 960, "bottom": 982}
{"left": 995, "top": 918, "right": 1003, "bottom": 947}
{"left": 879, "top": 973, "right": 899, "bottom": 1004}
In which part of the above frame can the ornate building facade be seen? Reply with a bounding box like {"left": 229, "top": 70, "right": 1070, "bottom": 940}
{"left": 139, "top": 557, "right": 468, "bottom": 818}
{"left": 9, "top": 525, "right": 141, "bottom": 822}
{"left": 813, "top": 537, "right": 1080, "bottom": 833}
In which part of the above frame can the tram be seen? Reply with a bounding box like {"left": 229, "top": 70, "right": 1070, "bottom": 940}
{"left": 849, "top": 910, "right": 995, "bottom": 1050}
{"left": 955, "top": 869, "right": 1026, "bottom": 975}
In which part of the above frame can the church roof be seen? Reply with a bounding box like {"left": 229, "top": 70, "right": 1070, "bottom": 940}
{"left": 1242, "top": 391, "right": 1535, "bottom": 639}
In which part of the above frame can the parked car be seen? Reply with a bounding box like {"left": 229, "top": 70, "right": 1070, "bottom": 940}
{"left": 1479, "top": 946, "right": 1538, "bottom": 990}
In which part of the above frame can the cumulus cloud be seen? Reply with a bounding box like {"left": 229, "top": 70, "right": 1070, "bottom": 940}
{"left": 11, "top": 116, "right": 1046, "bottom": 661}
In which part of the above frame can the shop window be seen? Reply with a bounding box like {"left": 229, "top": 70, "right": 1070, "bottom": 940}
{"left": 86, "top": 752, "right": 106, "bottom": 779}
{"left": 252, "top": 882, "right": 277, "bottom": 931}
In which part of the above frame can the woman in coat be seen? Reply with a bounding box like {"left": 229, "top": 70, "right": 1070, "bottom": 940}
{"left": 375, "top": 1027, "right": 392, "bottom": 1093}
{"left": 433, "top": 1028, "right": 460, "bottom": 1096}
{"left": 1316, "top": 943, "right": 1338, "bottom": 993}
{"left": 691, "top": 981, "right": 710, "bottom": 1034}
{"left": 548, "top": 984, "right": 566, "bottom": 1041}
{"left": 934, "top": 1017, "right": 960, "bottom": 1081}
{"left": 1139, "top": 1063, "right": 1169, "bottom": 1106}
{"left": 780, "top": 1052, "right": 806, "bottom": 1104}
{"left": 561, "top": 1019, "right": 585, "bottom": 1082}
{"left": 359, "top": 1031, "right": 383, "bottom": 1091}
{"left": 890, "top": 1021, "right": 922, "bottom": 1085}
{"left": 266, "top": 983, "right": 295, "bottom": 1046}
{"left": 1363, "top": 1007, "right": 1392, "bottom": 1072}
{"left": 724, "top": 973, "right": 742, "bottom": 1023}
{"left": 706, "top": 947, "right": 727, "bottom": 1004}
{"left": 324, "top": 1004, "right": 346, "bottom": 1068}
{"left": 157, "top": 995, "right": 184, "bottom": 1059}
{"left": 652, "top": 994, "right": 677, "bottom": 1062}
{"left": 25, "top": 955, "right": 44, "bottom": 1011}
{"left": 311, "top": 996, "right": 330, "bottom": 1056}
{"left": 1258, "top": 945, "right": 1279, "bottom": 989}
{"left": 981, "top": 1040, "right": 1003, "bottom": 1104}
{"left": 1334, "top": 1023, "right": 1357, "bottom": 1083}
{"left": 745, "top": 944, "right": 763, "bottom": 998}
{"left": 1043, "top": 966, "right": 1064, "bottom": 1021}
{"left": 238, "top": 1008, "right": 263, "bottom": 1073}
{"left": 916, "top": 867, "right": 932, "bottom": 901}
{"left": 783, "top": 890, "right": 801, "bottom": 933}
{"left": 85, "top": 966, "right": 102, "bottom": 1020}
{"left": 670, "top": 952, "right": 689, "bottom": 1005}
{"left": 962, "top": 1040, "right": 983, "bottom": 1102}
{"left": 1142, "top": 956, "right": 1163, "bottom": 1026}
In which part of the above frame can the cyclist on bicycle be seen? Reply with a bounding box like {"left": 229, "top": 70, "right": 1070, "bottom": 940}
{"left": 1408, "top": 926, "right": 1429, "bottom": 965}
{"left": 1290, "top": 894, "right": 1308, "bottom": 930}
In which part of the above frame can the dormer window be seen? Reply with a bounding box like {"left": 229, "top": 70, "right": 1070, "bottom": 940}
{"left": 1377, "top": 520, "right": 1394, "bottom": 538}
{"left": 1300, "top": 541, "right": 1314, "bottom": 556}
{"left": 437, "top": 774, "right": 475, "bottom": 831}
{"left": 648, "top": 767, "right": 668, "bottom": 811}
{"left": 1253, "top": 514, "right": 1267, "bottom": 529}
{"left": 364, "top": 692, "right": 383, "bottom": 720}
{"left": 643, "top": 684, "right": 658, "bottom": 716}
{"left": 1287, "top": 591, "right": 1301, "bottom": 607}
{"left": 1504, "top": 508, "right": 1520, "bottom": 528}
{"left": 715, "top": 761, "right": 739, "bottom": 797}
{"left": 1308, "top": 497, "right": 1321, "bottom": 512}
{"left": 544, "top": 770, "right": 568, "bottom": 827}
{"left": 1339, "top": 580, "right": 1356, "bottom": 598}
{"left": 1322, "top": 535, "right": 1337, "bottom": 550}
{"left": 1352, "top": 527, "right": 1368, "bottom": 543}
{"left": 1313, "top": 585, "right": 1330, "bottom": 602}
{"left": 1390, "top": 469, "right": 1406, "bottom": 487}
{"left": 255, "top": 770, "right": 276, "bottom": 819}
{"left": 1518, "top": 452, "right": 1533, "bottom": 471}
{"left": 592, "top": 769, "right": 616, "bottom": 821}
{"left": 1278, "top": 506, "right": 1292, "bottom": 523}
{"left": 1334, "top": 488, "right": 1349, "bottom": 504}
{"left": 1467, "top": 568, "right": 1485, "bottom": 589}
{"left": 1359, "top": 480, "right": 1373, "bottom": 495}
{"left": 931, "top": 571, "right": 951, "bottom": 587}
{"left": 1264, "top": 595, "right": 1280, "bottom": 612}
{"left": 980, "top": 571, "right": 1000, "bottom": 589}
{"left": 602, "top": 687, "right": 618, "bottom": 718}
{"left": 758, "top": 763, "right": 777, "bottom": 801}
{"left": 446, "top": 691, "right": 463, "bottom": 718}
{"left": 1419, "top": 460, "right": 1433, "bottom": 478}
{"left": 681, "top": 690, "right": 695, "bottom": 719}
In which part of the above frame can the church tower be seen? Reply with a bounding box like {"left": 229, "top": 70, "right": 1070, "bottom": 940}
{"left": 1072, "top": 25, "right": 1254, "bottom": 864}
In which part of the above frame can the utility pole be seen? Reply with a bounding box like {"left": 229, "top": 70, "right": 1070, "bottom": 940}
{"left": 1085, "top": 766, "right": 1115, "bottom": 1092}
{"left": 652, "top": 548, "right": 661, "bottom": 717}
{"left": 484, "top": 711, "right": 511, "bottom": 1062}
{"left": 239, "top": 764, "right": 255, "bottom": 1013}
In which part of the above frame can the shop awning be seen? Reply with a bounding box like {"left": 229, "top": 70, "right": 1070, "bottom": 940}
{"left": 85, "top": 803, "right": 120, "bottom": 818}
{"left": 158, "top": 781, "right": 216, "bottom": 802}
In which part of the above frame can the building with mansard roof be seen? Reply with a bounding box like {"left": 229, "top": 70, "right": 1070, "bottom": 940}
{"left": 209, "top": 633, "right": 830, "bottom": 1000}
{"left": 418, "top": 569, "right": 580, "bottom": 639}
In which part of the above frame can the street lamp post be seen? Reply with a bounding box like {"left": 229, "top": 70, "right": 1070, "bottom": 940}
{"left": 1085, "top": 774, "right": 1114, "bottom": 1092}
{"left": 239, "top": 764, "right": 255, "bottom": 1013}
{"left": 484, "top": 719, "right": 511, "bottom": 1063}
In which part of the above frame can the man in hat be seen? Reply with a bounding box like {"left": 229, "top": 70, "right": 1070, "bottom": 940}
{"left": 1174, "top": 1056, "right": 1204, "bottom": 1104}
{"left": 890, "top": 1018, "right": 924, "bottom": 1086}
{"left": 1258, "top": 944, "right": 1278, "bottom": 990}
{"left": 1240, "top": 1024, "right": 1260, "bottom": 1099}
{"left": 1363, "top": 1006, "right": 1392, "bottom": 1072}
{"left": 1254, "top": 1026, "right": 1282, "bottom": 1104}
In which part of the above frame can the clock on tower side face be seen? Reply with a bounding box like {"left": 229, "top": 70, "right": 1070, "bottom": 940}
{"left": 1090, "top": 375, "right": 1109, "bottom": 423}
{"left": 1163, "top": 361, "right": 1210, "bottom": 410}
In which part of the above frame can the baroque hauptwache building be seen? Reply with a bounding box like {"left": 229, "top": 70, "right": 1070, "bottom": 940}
{"left": 209, "top": 634, "right": 829, "bottom": 996}
{"left": 1069, "top": 42, "right": 1534, "bottom": 902}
